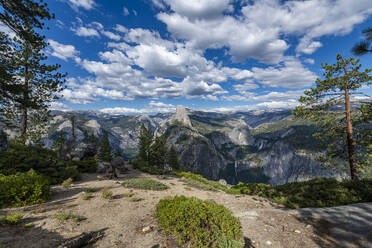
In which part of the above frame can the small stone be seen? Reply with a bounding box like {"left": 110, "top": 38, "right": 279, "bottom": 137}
{"left": 142, "top": 226, "right": 153, "bottom": 233}
{"left": 265, "top": 240, "right": 272, "bottom": 245}
{"left": 294, "top": 229, "right": 301, "bottom": 234}
{"left": 117, "top": 234, "right": 123, "bottom": 238}
{"left": 306, "top": 224, "right": 312, "bottom": 229}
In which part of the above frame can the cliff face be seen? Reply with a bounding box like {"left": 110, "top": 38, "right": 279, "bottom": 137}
{"left": 44, "top": 108, "right": 344, "bottom": 185}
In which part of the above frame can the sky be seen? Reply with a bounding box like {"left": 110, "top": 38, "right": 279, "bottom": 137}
{"left": 34, "top": 0, "right": 372, "bottom": 114}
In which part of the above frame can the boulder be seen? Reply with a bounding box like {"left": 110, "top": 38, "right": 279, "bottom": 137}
{"left": 97, "top": 162, "right": 107, "bottom": 173}
{"left": 218, "top": 179, "right": 227, "bottom": 186}
{"left": 0, "top": 129, "right": 8, "bottom": 151}
{"left": 112, "top": 157, "right": 128, "bottom": 173}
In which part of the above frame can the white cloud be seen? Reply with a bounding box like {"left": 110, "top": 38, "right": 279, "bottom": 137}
{"left": 100, "top": 101, "right": 176, "bottom": 114}
{"left": 133, "top": 10, "right": 138, "bottom": 16}
{"left": 123, "top": 7, "right": 130, "bottom": 16}
{"left": 114, "top": 24, "right": 128, "bottom": 33}
{"left": 47, "top": 39, "right": 80, "bottom": 61}
{"left": 304, "top": 58, "right": 315, "bottom": 65}
{"left": 73, "top": 26, "right": 100, "bottom": 37}
{"left": 50, "top": 102, "right": 70, "bottom": 111}
{"left": 66, "top": 0, "right": 96, "bottom": 10}
{"left": 101, "top": 31, "right": 121, "bottom": 41}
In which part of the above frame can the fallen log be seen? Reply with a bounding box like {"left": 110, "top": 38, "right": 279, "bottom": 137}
{"left": 58, "top": 228, "right": 107, "bottom": 248}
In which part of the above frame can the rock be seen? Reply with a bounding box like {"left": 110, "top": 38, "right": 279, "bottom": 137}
{"left": 306, "top": 224, "right": 312, "bottom": 229}
{"left": 142, "top": 226, "right": 153, "bottom": 233}
{"left": 112, "top": 156, "right": 128, "bottom": 173}
{"left": 70, "top": 142, "right": 97, "bottom": 161}
{"left": 265, "top": 240, "right": 272, "bottom": 245}
{"left": 294, "top": 229, "right": 301, "bottom": 233}
{"left": 0, "top": 129, "right": 8, "bottom": 151}
{"left": 218, "top": 179, "right": 227, "bottom": 186}
{"left": 171, "top": 106, "right": 192, "bottom": 127}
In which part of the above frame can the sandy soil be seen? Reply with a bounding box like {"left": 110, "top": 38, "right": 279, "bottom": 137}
{"left": 0, "top": 170, "right": 370, "bottom": 248}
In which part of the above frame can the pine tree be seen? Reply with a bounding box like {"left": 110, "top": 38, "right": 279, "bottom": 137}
{"left": 0, "top": 0, "right": 56, "bottom": 128}
{"left": 138, "top": 124, "right": 153, "bottom": 166}
{"left": 167, "top": 145, "right": 180, "bottom": 170}
{"left": 99, "top": 131, "right": 112, "bottom": 162}
{"left": 352, "top": 27, "right": 372, "bottom": 56}
{"left": 295, "top": 54, "right": 372, "bottom": 179}
{"left": 151, "top": 134, "right": 168, "bottom": 169}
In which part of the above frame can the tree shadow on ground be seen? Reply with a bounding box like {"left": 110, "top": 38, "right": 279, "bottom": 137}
{"left": 293, "top": 202, "right": 372, "bottom": 248}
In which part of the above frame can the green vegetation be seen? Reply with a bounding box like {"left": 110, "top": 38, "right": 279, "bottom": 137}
{"left": 155, "top": 196, "right": 243, "bottom": 248}
{"left": 101, "top": 187, "right": 113, "bottom": 199}
{"left": 130, "top": 197, "right": 141, "bottom": 202}
{"left": 122, "top": 178, "right": 168, "bottom": 191}
{"left": 61, "top": 178, "right": 73, "bottom": 188}
{"left": 24, "top": 223, "right": 33, "bottom": 228}
{"left": 295, "top": 55, "right": 372, "bottom": 179}
{"left": 0, "top": 142, "right": 81, "bottom": 184}
{"left": 53, "top": 213, "right": 86, "bottom": 222}
{"left": 0, "top": 170, "right": 50, "bottom": 208}
{"left": 0, "top": 213, "right": 23, "bottom": 225}
{"left": 233, "top": 178, "right": 372, "bottom": 208}
{"left": 85, "top": 187, "right": 98, "bottom": 193}
{"left": 81, "top": 192, "right": 92, "bottom": 200}
{"left": 133, "top": 124, "right": 180, "bottom": 174}
{"left": 123, "top": 192, "right": 134, "bottom": 197}
{"left": 177, "top": 171, "right": 238, "bottom": 193}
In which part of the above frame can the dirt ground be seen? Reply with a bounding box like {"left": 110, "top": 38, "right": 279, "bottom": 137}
{"left": 0, "top": 170, "right": 370, "bottom": 248}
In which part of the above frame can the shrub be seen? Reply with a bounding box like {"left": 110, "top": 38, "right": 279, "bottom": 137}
{"left": 130, "top": 197, "right": 141, "bottom": 202}
{"left": 61, "top": 178, "right": 73, "bottom": 188}
{"left": 101, "top": 187, "right": 113, "bottom": 199}
{"left": 122, "top": 178, "right": 168, "bottom": 191}
{"left": 0, "top": 212, "right": 23, "bottom": 225}
{"left": 53, "top": 213, "right": 86, "bottom": 222}
{"left": 233, "top": 178, "right": 372, "bottom": 208}
{"left": 0, "top": 170, "right": 50, "bottom": 208}
{"left": 81, "top": 193, "right": 92, "bottom": 200}
{"left": 155, "top": 196, "right": 243, "bottom": 248}
{"left": 0, "top": 143, "right": 81, "bottom": 184}
{"left": 69, "top": 158, "right": 97, "bottom": 173}
{"left": 85, "top": 187, "right": 98, "bottom": 193}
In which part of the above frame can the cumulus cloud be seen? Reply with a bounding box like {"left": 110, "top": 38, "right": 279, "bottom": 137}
{"left": 66, "top": 0, "right": 96, "bottom": 10}
{"left": 47, "top": 40, "right": 80, "bottom": 61}
{"left": 100, "top": 101, "right": 176, "bottom": 114}
{"left": 71, "top": 19, "right": 121, "bottom": 40}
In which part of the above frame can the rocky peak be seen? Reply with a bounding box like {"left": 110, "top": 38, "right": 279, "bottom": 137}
{"left": 171, "top": 106, "right": 192, "bottom": 128}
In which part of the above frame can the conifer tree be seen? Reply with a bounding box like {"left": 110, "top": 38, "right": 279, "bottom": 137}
{"left": 167, "top": 145, "right": 180, "bottom": 170}
{"left": 295, "top": 54, "right": 372, "bottom": 179}
{"left": 99, "top": 131, "right": 112, "bottom": 162}
{"left": 151, "top": 134, "right": 168, "bottom": 169}
{"left": 138, "top": 124, "right": 153, "bottom": 166}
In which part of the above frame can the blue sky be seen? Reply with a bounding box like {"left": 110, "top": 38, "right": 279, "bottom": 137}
{"left": 39, "top": 0, "right": 372, "bottom": 114}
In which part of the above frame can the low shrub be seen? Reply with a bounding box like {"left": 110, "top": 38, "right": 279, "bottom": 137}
{"left": 85, "top": 187, "right": 98, "bottom": 193}
{"left": 101, "top": 187, "right": 113, "bottom": 199}
{"left": 81, "top": 193, "right": 92, "bottom": 200}
{"left": 130, "top": 197, "right": 141, "bottom": 202}
{"left": 53, "top": 213, "right": 86, "bottom": 222}
{"left": 131, "top": 160, "right": 171, "bottom": 175}
{"left": 0, "top": 212, "right": 23, "bottom": 225}
{"left": 233, "top": 178, "right": 372, "bottom": 208}
{"left": 122, "top": 178, "right": 168, "bottom": 191}
{"left": 0, "top": 170, "right": 50, "bottom": 208}
{"left": 155, "top": 196, "right": 243, "bottom": 248}
{"left": 61, "top": 178, "right": 73, "bottom": 188}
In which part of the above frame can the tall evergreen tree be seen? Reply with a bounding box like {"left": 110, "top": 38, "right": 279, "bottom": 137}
{"left": 138, "top": 124, "right": 153, "bottom": 166}
{"left": 0, "top": 0, "right": 54, "bottom": 122}
{"left": 151, "top": 134, "right": 168, "bottom": 169}
{"left": 99, "top": 131, "right": 112, "bottom": 162}
{"left": 295, "top": 54, "right": 372, "bottom": 179}
{"left": 167, "top": 145, "right": 180, "bottom": 170}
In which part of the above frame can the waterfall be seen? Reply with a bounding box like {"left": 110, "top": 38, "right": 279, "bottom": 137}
{"left": 234, "top": 161, "right": 238, "bottom": 178}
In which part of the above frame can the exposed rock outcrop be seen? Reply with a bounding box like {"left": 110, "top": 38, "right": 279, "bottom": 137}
{"left": 171, "top": 106, "right": 192, "bottom": 128}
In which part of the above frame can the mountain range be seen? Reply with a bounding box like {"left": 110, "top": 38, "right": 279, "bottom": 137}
{"left": 42, "top": 106, "right": 345, "bottom": 185}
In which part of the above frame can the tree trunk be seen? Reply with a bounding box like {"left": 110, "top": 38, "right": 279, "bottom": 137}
{"left": 20, "top": 64, "right": 29, "bottom": 143}
{"left": 344, "top": 66, "right": 358, "bottom": 179}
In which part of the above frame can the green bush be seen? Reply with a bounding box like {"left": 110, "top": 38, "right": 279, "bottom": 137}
{"left": 122, "top": 178, "right": 168, "bottom": 191}
{"left": 81, "top": 193, "right": 92, "bottom": 200}
{"left": 101, "top": 187, "right": 113, "bottom": 199}
{"left": 233, "top": 178, "right": 372, "bottom": 208}
{"left": 0, "top": 143, "right": 81, "bottom": 184}
{"left": 53, "top": 213, "right": 86, "bottom": 222}
{"left": 155, "top": 196, "right": 243, "bottom": 248}
{"left": 69, "top": 158, "right": 97, "bottom": 173}
{"left": 0, "top": 170, "right": 50, "bottom": 208}
{"left": 0, "top": 212, "right": 23, "bottom": 225}
{"left": 61, "top": 178, "right": 73, "bottom": 188}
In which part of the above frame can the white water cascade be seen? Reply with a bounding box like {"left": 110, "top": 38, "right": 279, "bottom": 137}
{"left": 234, "top": 161, "right": 238, "bottom": 178}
